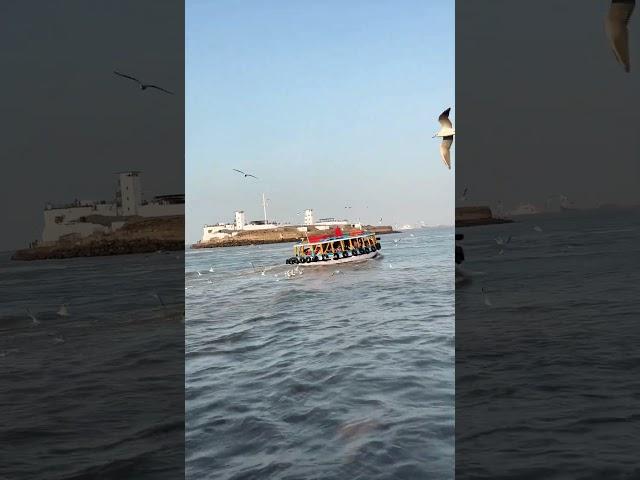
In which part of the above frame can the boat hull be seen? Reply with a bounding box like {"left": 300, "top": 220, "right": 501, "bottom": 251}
{"left": 294, "top": 251, "right": 379, "bottom": 266}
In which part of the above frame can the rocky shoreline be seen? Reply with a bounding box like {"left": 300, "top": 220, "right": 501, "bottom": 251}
{"left": 455, "top": 206, "right": 513, "bottom": 228}
{"left": 456, "top": 217, "right": 514, "bottom": 228}
{"left": 11, "top": 238, "right": 183, "bottom": 260}
{"left": 12, "top": 216, "right": 184, "bottom": 261}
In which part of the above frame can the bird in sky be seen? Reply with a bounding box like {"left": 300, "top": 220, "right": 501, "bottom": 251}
{"left": 113, "top": 71, "right": 174, "bottom": 94}
{"left": 232, "top": 169, "right": 258, "bottom": 179}
{"left": 433, "top": 108, "right": 455, "bottom": 169}
{"left": 605, "top": 0, "right": 635, "bottom": 73}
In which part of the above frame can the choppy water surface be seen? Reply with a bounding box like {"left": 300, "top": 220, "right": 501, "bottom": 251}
{"left": 456, "top": 209, "right": 640, "bottom": 478}
{"left": 0, "top": 252, "right": 184, "bottom": 479}
{"left": 186, "top": 228, "right": 454, "bottom": 479}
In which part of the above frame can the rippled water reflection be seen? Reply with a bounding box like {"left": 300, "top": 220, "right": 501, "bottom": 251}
{"left": 186, "top": 228, "right": 454, "bottom": 479}
{"left": 456, "top": 210, "right": 640, "bottom": 478}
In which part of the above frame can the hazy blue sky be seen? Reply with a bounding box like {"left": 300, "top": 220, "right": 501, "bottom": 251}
{"left": 456, "top": 0, "right": 640, "bottom": 212}
{"left": 186, "top": 0, "right": 454, "bottom": 243}
{"left": 0, "top": 1, "right": 183, "bottom": 252}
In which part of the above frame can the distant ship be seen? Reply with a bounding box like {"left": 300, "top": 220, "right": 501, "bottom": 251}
{"left": 559, "top": 204, "right": 577, "bottom": 211}
{"left": 559, "top": 195, "right": 576, "bottom": 211}
{"left": 401, "top": 224, "right": 414, "bottom": 230}
{"left": 509, "top": 203, "right": 540, "bottom": 216}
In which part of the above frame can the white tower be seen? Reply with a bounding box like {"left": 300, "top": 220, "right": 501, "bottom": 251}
{"left": 304, "top": 209, "right": 314, "bottom": 226}
{"left": 235, "top": 210, "right": 246, "bottom": 230}
{"left": 262, "top": 193, "right": 269, "bottom": 224}
{"left": 118, "top": 171, "right": 142, "bottom": 216}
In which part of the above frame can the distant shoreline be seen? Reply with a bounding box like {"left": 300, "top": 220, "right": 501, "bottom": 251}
{"left": 455, "top": 206, "right": 513, "bottom": 228}
{"left": 11, "top": 216, "right": 184, "bottom": 261}
{"left": 456, "top": 218, "right": 514, "bottom": 228}
{"left": 191, "top": 225, "right": 399, "bottom": 249}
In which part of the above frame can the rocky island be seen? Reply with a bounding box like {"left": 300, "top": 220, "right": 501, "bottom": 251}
{"left": 12, "top": 216, "right": 184, "bottom": 260}
{"left": 191, "top": 225, "right": 397, "bottom": 249}
{"left": 455, "top": 206, "right": 513, "bottom": 228}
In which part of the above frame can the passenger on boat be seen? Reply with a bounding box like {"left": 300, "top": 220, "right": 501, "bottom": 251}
{"left": 455, "top": 234, "right": 464, "bottom": 264}
{"left": 334, "top": 226, "right": 343, "bottom": 237}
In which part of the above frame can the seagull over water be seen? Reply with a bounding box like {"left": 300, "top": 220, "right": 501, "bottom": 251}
{"left": 232, "top": 169, "right": 258, "bottom": 179}
{"left": 26, "top": 307, "right": 39, "bottom": 326}
{"left": 250, "top": 262, "right": 267, "bottom": 275}
{"left": 113, "top": 71, "right": 174, "bottom": 94}
{"left": 605, "top": 0, "right": 635, "bottom": 73}
{"left": 433, "top": 108, "right": 455, "bottom": 170}
{"left": 482, "top": 287, "right": 493, "bottom": 307}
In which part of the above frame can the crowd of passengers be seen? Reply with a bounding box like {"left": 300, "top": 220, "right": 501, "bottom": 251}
{"left": 302, "top": 238, "right": 369, "bottom": 256}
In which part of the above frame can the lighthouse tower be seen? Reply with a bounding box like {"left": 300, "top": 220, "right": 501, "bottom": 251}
{"left": 235, "top": 210, "right": 246, "bottom": 230}
{"left": 118, "top": 171, "right": 142, "bottom": 216}
{"left": 304, "top": 209, "right": 314, "bottom": 226}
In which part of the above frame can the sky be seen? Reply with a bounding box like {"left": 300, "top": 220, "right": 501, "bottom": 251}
{"left": 0, "top": 0, "right": 184, "bottom": 251}
{"left": 456, "top": 0, "right": 640, "bottom": 212}
{"left": 186, "top": 0, "right": 455, "bottom": 244}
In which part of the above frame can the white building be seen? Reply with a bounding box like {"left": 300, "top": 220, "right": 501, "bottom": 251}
{"left": 40, "top": 171, "right": 184, "bottom": 244}
{"left": 202, "top": 223, "right": 235, "bottom": 242}
{"left": 118, "top": 171, "right": 142, "bottom": 215}
{"left": 304, "top": 209, "right": 314, "bottom": 226}
{"left": 316, "top": 217, "right": 349, "bottom": 226}
{"left": 235, "top": 210, "right": 246, "bottom": 230}
{"left": 199, "top": 205, "right": 357, "bottom": 243}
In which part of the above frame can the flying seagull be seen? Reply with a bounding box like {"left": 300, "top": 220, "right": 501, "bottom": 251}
{"left": 433, "top": 108, "right": 455, "bottom": 169}
{"left": 495, "top": 235, "right": 512, "bottom": 246}
{"left": 26, "top": 307, "right": 39, "bottom": 326}
{"left": 249, "top": 262, "right": 267, "bottom": 275}
{"left": 232, "top": 169, "right": 258, "bottom": 179}
{"left": 482, "top": 287, "right": 493, "bottom": 307}
{"left": 57, "top": 304, "right": 70, "bottom": 317}
{"left": 113, "top": 71, "right": 174, "bottom": 94}
{"left": 605, "top": 0, "right": 635, "bottom": 73}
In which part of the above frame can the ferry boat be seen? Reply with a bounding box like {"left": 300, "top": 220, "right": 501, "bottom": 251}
{"left": 509, "top": 203, "right": 540, "bottom": 216}
{"left": 285, "top": 227, "right": 381, "bottom": 265}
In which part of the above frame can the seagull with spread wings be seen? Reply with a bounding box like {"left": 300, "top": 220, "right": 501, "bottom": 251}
{"left": 113, "top": 71, "right": 174, "bottom": 95}
{"left": 232, "top": 169, "right": 258, "bottom": 179}
{"left": 433, "top": 108, "right": 455, "bottom": 170}
{"left": 605, "top": 0, "right": 635, "bottom": 72}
